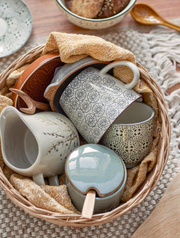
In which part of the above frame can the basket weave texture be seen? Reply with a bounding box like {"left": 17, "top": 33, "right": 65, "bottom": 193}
{"left": 0, "top": 44, "right": 170, "bottom": 228}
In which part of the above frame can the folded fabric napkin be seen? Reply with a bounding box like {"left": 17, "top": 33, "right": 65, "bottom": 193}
{"left": 41, "top": 32, "right": 136, "bottom": 63}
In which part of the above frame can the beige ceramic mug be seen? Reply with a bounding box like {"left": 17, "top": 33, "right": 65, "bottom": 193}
{"left": 0, "top": 106, "right": 80, "bottom": 185}
{"left": 101, "top": 101, "right": 155, "bottom": 168}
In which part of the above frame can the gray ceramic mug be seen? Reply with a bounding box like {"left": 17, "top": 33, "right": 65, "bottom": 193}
{"left": 60, "top": 61, "right": 142, "bottom": 144}
{"left": 101, "top": 101, "right": 155, "bottom": 168}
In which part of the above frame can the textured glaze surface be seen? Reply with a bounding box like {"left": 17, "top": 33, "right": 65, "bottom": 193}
{"left": 66, "top": 144, "right": 125, "bottom": 197}
{"left": 0, "top": 0, "right": 32, "bottom": 57}
{"left": 44, "top": 56, "right": 108, "bottom": 112}
{"left": 101, "top": 102, "right": 155, "bottom": 168}
{"left": 60, "top": 62, "right": 141, "bottom": 144}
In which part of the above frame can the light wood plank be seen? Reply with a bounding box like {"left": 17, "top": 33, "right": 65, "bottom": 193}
{"left": 132, "top": 172, "right": 180, "bottom": 238}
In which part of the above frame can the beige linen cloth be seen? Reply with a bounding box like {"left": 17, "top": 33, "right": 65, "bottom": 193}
{"left": 0, "top": 32, "right": 159, "bottom": 214}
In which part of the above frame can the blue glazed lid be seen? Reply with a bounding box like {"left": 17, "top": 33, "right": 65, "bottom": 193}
{"left": 65, "top": 144, "right": 126, "bottom": 197}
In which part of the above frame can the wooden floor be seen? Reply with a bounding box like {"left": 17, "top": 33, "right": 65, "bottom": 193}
{"left": 24, "top": 0, "right": 180, "bottom": 38}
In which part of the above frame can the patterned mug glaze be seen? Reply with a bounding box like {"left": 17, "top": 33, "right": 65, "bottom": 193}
{"left": 0, "top": 106, "right": 80, "bottom": 185}
{"left": 60, "top": 61, "right": 142, "bottom": 144}
{"left": 44, "top": 56, "right": 109, "bottom": 113}
{"left": 101, "top": 102, "right": 155, "bottom": 168}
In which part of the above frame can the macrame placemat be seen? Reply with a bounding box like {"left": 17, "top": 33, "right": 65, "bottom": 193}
{"left": 0, "top": 28, "right": 180, "bottom": 238}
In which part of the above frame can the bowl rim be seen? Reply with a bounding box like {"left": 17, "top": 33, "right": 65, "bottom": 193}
{"left": 56, "top": 0, "right": 137, "bottom": 22}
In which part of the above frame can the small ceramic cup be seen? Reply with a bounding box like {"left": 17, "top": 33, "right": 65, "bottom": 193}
{"left": 101, "top": 102, "right": 155, "bottom": 168}
{"left": 65, "top": 144, "right": 127, "bottom": 214}
{"left": 60, "top": 61, "right": 142, "bottom": 144}
{"left": 0, "top": 106, "right": 80, "bottom": 186}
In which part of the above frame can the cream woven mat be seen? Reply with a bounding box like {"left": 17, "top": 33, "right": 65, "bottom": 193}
{"left": 0, "top": 28, "right": 180, "bottom": 237}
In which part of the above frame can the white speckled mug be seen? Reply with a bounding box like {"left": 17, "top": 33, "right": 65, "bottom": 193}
{"left": 60, "top": 61, "right": 142, "bottom": 144}
{"left": 0, "top": 106, "right": 80, "bottom": 185}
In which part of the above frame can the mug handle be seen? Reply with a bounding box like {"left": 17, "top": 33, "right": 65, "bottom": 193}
{"left": 48, "top": 175, "right": 60, "bottom": 186}
{"left": 99, "top": 61, "right": 140, "bottom": 89}
{"left": 33, "top": 174, "right": 60, "bottom": 186}
{"left": 33, "top": 174, "right": 45, "bottom": 186}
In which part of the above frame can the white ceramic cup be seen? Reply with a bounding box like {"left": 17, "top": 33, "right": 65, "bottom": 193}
{"left": 60, "top": 61, "right": 142, "bottom": 144}
{"left": 0, "top": 106, "right": 80, "bottom": 185}
{"left": 101, "top": 102, "right": 155, "bottom": 168}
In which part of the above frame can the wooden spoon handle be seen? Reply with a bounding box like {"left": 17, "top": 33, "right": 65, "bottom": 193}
{"left": 10, "top": 88, "right": 50, "bottom": 114}
{"left": 33, "top": 101, "right": 51, "bottom": 111}
{"left": 163, "top": 21, "right": 180, "bottom": 32}
{"left": 82, "top": 190, "right": 96, "bottom": 219}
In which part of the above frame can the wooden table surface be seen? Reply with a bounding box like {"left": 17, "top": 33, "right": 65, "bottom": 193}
{"left": 23, "top": 0, "right": 180, "bottom": 38}
{"left": 23, "top": 0, "right": 180, "bottom": 93}
{"left": 0, "top": 1, "right": 179, "bottom": 236}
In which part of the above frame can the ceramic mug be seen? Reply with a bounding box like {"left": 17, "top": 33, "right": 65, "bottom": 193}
{"left": 12, "top": 53, "right": 63, "bottom": 111}
{"left": 0, "top": 106, "right": 80, "bottom": 185}
{"left": 65, "top": 144, "right": 127, "bottom": 214}
{"left": 101, "top": 102, "right": 155, "bottom": 168}
{"left": 44, "top": 56, "right": 109, "bottom": 113}
{"left": 60, "top": 61, "right": 142, "bottom": 144}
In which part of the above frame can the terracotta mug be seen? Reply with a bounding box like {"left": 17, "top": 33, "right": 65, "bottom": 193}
{"left": 60, "top": 61, "right": 142, "bottom": 144}
{"left": 12, "top": 53, "right": 63, "bottom": 112}
{"left": 0, "top": 106, "right": 80, "bottom": 185}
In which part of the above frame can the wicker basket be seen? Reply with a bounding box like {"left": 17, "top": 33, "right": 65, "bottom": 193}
{"left": 0, "top": 45, "right": 171, "bottom": 228}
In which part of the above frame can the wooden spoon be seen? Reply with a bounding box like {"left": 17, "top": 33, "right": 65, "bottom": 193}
{"left": 81, "top": 190, "right": 96, "bottom": 219}
{"left": 132, "top": 171, "right": 180, "bottom": 237}
{"left": 10, "top": 88, "right": 50, "bottom": 114}
{"left": 131, "top": 3, "right": 180, "bottom": 32}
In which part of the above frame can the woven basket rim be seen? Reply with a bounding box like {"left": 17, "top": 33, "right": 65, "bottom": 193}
{"left": 0, "top": 45, "right": 171, "bottom": 228}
